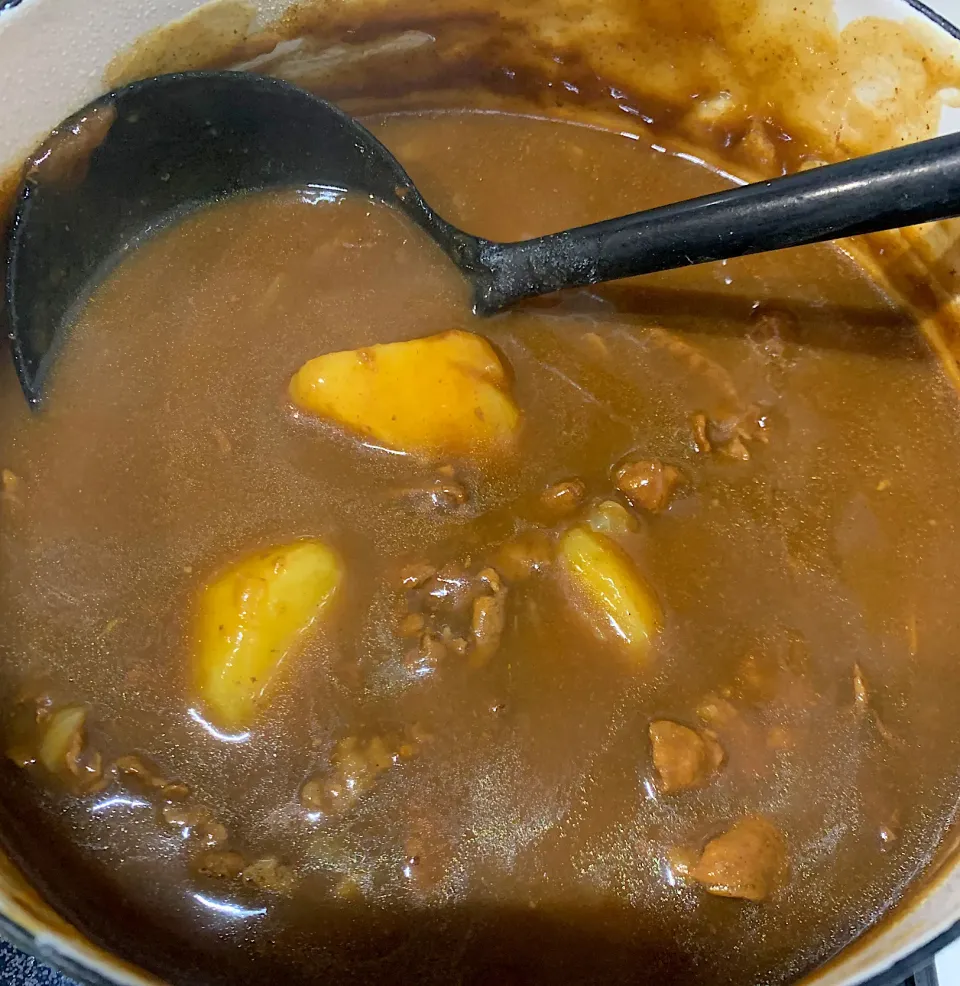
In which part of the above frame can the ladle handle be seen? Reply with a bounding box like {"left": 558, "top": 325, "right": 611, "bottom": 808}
{"left": 474, "top": 130, "right": 960, "bottom": 312}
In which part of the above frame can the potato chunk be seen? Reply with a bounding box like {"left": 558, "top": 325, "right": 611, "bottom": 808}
{"left": 559, "top": 525, "right": 661, "bottom": 660}
{"left": 289, "top": 330, "right": 520, "bottom": 458}
{"left": 194, "top": 540, "right": 342, "bottom": 731}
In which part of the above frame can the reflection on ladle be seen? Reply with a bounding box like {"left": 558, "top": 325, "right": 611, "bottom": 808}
{"left": 6, "top": 69, "right": 960, "bottom": 404}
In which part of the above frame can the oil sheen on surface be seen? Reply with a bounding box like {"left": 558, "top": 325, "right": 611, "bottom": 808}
{"left": 1, "top": 111, "right": 960, "bottom": 986}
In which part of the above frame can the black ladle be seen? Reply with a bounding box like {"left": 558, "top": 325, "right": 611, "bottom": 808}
{"left": 6, "top": 69, "right": 960, "bottom": 405}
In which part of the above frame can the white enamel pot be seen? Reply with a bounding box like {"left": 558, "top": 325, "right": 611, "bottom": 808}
{"left": 2, "top": 0, "right": 960, "bottom": 983}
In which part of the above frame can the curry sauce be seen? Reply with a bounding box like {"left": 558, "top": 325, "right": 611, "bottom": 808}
{"left": 0, "top": 110, "right": 959, "bottom": 986}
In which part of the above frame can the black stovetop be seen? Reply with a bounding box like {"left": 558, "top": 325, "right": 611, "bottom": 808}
{"left": 0, "top": 936, "right": 942, "bottom": 986}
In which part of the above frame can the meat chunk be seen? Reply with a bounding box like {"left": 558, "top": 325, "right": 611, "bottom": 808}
{"left": 690, "top": 407, "right": 770, "bottom": 460}
{"left": 397, "top": 558, "right": 509, "bottom": 671}
{"left": 397, "top": 562, "right": 436, "bottom": 589}
{"left": 404, "top": 631, "right": 446, "bottom": 677}
{"left": 397, "top": 466, "right": 470, "bottom": 511}
{"left": 471, "top": 590, "right": 506, "bottom": 666}
{"left": 496, "top": 530, "right": 553, "bottom": 582}
{"left": 194, "top": 850, "right": 245, "bottom": 879}
{"left": 691, "top": 413, "right": 712, "bottom": 453}
{"left": 423, "top": 563, "right": 477, "bottom": 614}
{"left": 615, "top": 459, "right": 681, "bottom": 513}
{"left": 114, "top": 753, "right": 171, "bottom": 790}
{"left": 395, "top": 612, "right": 426, "bottom": 638}
{"left": 690, "top": 817, "right": 787, "bottom": 901}
{"left": 114, "top": 755, "right": 190, "bottom": 805}
{"left": 161, "top": 803, "right": 228, "bottom": 848}
{"left": 242, "top": 857, "right": 298, "bottom": 895}
{"left": 540, "top": 478, "right": 586, "bottom": 517}
{"left": 300, "top": 734, "right": 402, "bottom": 817}
{"left": 649, "top": 720, "right": 724, "bottom": 793}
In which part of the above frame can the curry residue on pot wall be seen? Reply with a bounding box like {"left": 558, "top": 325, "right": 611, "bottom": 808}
{"left": 7, "top": 0, "right": 960, "bottom": 366}
{"left": 26, "top": 0, "right": 960, "bottom": 385}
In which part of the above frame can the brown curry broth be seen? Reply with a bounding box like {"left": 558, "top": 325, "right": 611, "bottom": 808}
{"left": 1, "top": 111, "right": 960, "bottom": 985}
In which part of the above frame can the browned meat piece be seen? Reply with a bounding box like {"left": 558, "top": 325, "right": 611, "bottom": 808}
{"left": 471, "top": 591, "right": 506, "bottom": 667}
{"left": 398, "top": 558, "right": 510, "bottom": 674}
{"left": 194, "top": 850, "right": 246, "bottom": 879}
{"left": 721, "top": 435, "right": 751, "bottom": 461}
{"left": 438, "top": 625, "right": 469, "bottom": 656}
{"left": 423, "top": 563, "right": 477, "bottom": 614}
{"left": 161, "top": 803, "right": 228, "bottom": 848}
{"left": 300, "top": 734, "right": 398, "bottom": 817}
{"left": 690, "top": 817, "right": 787, "bottom": 901}
{"left": 114, "top": 753, "right": 169, "bottom": 790}
{"left": 540, "top": 478, "right": 586, "bottom": 517}
{"left": 404, "top": 631, "right": 446, "bottom": 677}
{"left": 115, "top": 754, "right": 191, "bottom": 802}
{"left": 649, "top": 720, "right": 724, "bottom": 792}
{"left": 711, "top": 406, "right": 772, "bottom": 460}
{"left": 397, "top": 562, "right": 436, "bottom": 589}
{"left": 160, "top": 781, "right": 191, "bottom": 802}
{"left": 395, "top": 612, "right": 425, "bottom": 638}
{"left": 65, "top": 742, "right": 103, "bottom": 791}
{"left": 496, "top": 530, "right": 553, "bottom": 581}
{"left": 242, "top": 857, "right": 298, "bottom": 895}
{"left": 615, "top": 459, "right": 681, "bottom": 513}
{"left": 690, "top": 407, "right": 771, "bottom": 460}
{"left": 691, "top": 413, "right": 712, "bottom": 453}
{"left": 397, "top": 466, "right": 469, "bottom": 511}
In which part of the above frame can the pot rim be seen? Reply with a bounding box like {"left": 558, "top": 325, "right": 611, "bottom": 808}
{"left": 1, "top": 0, "right": 959, "bottom": 983}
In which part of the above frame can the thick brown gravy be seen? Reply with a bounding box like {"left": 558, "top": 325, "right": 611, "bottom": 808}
{"left": 1, "top": 110, "right": 960, "bottom": 986}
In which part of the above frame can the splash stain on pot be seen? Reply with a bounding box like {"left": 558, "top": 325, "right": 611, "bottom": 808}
{"left": 103, "top": 0, "right": 259, "bottom": 89}
{"left": 54, "top": 0, "right": 960, "bottom": 389}
{"left": 26, "top": 104, "right": 117, "bottom": 190}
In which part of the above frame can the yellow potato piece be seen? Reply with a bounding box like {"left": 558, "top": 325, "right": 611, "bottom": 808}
{"left": 194, "top": 540, "right": 342, "bottom": 732}
{"left": 289, "top": 329, "right": 520, "bottom": 458}
{"left": 560, "top": 525, "right": 662, "bottom": 660}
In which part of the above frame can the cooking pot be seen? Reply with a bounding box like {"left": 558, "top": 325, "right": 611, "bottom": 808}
{"left": 2, "top": 0, "right": 960, "bottom": 983}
